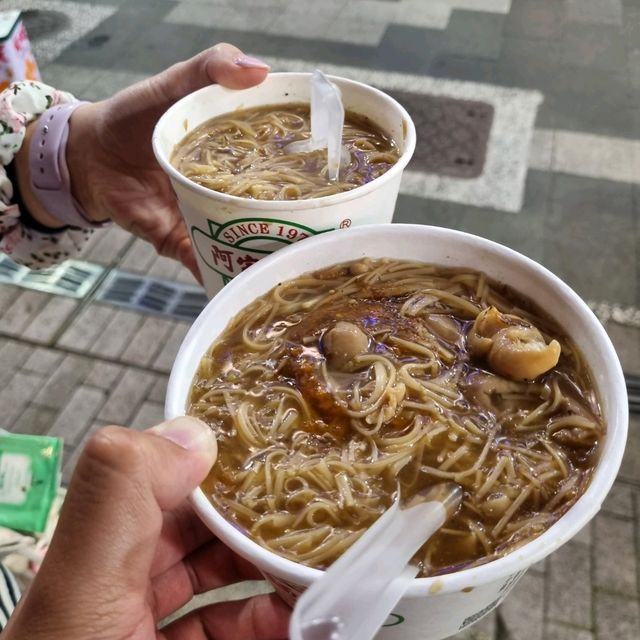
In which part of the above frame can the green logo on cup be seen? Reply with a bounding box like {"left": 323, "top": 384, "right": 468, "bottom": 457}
{"left": 383, "top": 613, "right": 405, "bottom": 627}
{"left": 191, "top": 217, "right": 334, "bottom": 283}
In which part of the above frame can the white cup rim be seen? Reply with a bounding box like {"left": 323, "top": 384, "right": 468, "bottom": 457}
{"left": 167, "top": 224, "right": 628, "bottom": 597}
{"left": 152, "top": 72, "right": 417, "bottom": 211}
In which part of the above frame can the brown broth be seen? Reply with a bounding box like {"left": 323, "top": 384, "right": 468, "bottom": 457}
{"left": 172, "top": 103, "right": 400, "bottom": 200}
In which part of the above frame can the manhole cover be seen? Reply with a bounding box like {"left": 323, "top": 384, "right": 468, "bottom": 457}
{"left": 389, "top": 91, "right": 494, "bottom": 179}
{"left": 21, "top": 9, "right": 70, "bottom": 41}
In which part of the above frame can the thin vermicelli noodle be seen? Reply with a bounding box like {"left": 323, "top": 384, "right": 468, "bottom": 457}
{"left": 190, "top": 259, "right": 604, "bottom": 576}
{"left": 171, "top": 104, "right": 400, "bottom": 200}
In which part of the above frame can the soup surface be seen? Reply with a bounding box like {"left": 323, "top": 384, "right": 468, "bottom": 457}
{"left": 171, "top": 103, "right": 399, "bottom": 200}
{"left": 189, "top": 259, "right": 604, "bottom": 577}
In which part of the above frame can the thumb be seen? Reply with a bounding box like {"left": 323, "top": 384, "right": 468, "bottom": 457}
{"left": 38, "top": 418, "right": 216, "bottom": 596}
{"left": 109, "top": 43, "right": 269, "bottom": 125}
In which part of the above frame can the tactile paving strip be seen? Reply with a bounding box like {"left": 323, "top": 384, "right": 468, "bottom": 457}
{"left": 0, "top": 255, "right": 104, "bottom": 298}
{"left": 95, "top": 271, "right": 208, "bottom": 321}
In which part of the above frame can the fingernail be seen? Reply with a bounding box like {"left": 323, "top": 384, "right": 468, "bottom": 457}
{"left": 234, "top": 55, "right": 270, "bottom": 70}
{"left": 150, "top": 417, "right": 217, "bottom": 457}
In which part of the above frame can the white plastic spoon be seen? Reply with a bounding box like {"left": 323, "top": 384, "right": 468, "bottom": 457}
{"left": 285, "top": 69, "right": 349, "bottom": 181}
{"left": 289, "top": 483, "right": 463, "bottom": 640}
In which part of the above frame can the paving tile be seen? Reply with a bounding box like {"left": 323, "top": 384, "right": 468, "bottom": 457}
{"left": 444, "top": 10, "right": 505, "bottom": 60}
{"left": 429, "top": 55, "right": 498, "bottom": 84}
{"left": 619, "top": 414, "right": 640, "bottom": 485}
{"left": 119, "top": 316, "right": 175, "bottom": 367}
{"left": 572, "top": 522, "right": 592, "bottom": 546}
{"left": 604, "top": 322, "right": 640, "bottom": 376}
{"left": 553, "top": 131, "right": 640, "bottom": 184}
{"left": 567, "top": 0, "right": 623, "bottom": 27}
{"left": 1, "top": 290, "right": 52, "bottom": 337}
{"left": 376, "top": 25, "right": 445, "bottom": 74}
{"left": 40, "top": 63, "right": 98, "bottom": 96}
{"left": 148, "top": 375, "right": 169, "bottom": 404}
{"left": 22, "top": 347, "right": 64, "bottom": 376}
{"left": 324, "top": 16, "right": 390, "bottom": 46}
{"left": 97, "top": 367, "right": 157, "bottom": 424}
{"left": 11, "top": 404, "right": 59, "bottom": 437}
{"left": 89, "top": 309, "right": 145, "bottom": 359}
{"left": 601, "top": 482, "right": 634, "bottom": 518}
{"left": 544, "top": 175, "right": 636, "bottom": 306}
{"left": 0, "top": 340, "right": 32, "bottom": 369}
{"left": 0, "top": 344, "right": 28, "bottom": 387}
{"left": 545, "top": 622, "right": 593, "bottom": 640}
{"left": 81, "top": 69, "right": 149, "bottom": 102}
{"left": 33, "top": 354, "right": 94, "bottom": 410}
{"left": 85, "top": 361, "right": 123, "bottom": 390}
{"left": 547, "top": 540, "right": 592, "bottom": 628}
{"left": 622, "top": 7, "right": 640, "bottom": 49}
{"left": 165, "top": 0, "right": 281, "bottom": 33}
{"left": 153, "top": 321, "right": 191, "bottom": 372}
{"left": 0, "top": 284, "right": 21, "bottom": 319}
{"left": 119, "top": 238, "right": 159, "bottom": 273}
{"left": 561, "top": 23, "right": 626, "bottom": 71}
{"left": 21, "top": 296, "right": 79, "bottom": 344}
{"left": 536, "top": 69, "right": 635, "bottom": 139}
{"left": 55, "top": 0, "right": 180, "bottom": 71}
{"left": 505, "top": 0, "right": 567, "bottom": 39}
{"left": 593, "top": 513, "right": 637, "bottom": 595}
{"left": 0, "top": 371, "right": 47, "bottom": 430}
{"left": 264, "top": 1, "right": 346, "bottom": 39}
{"left": 48, "top": 386, "right": 107, "bottom": 445}
{"left": 174, "top": 265, "right": 200, "bottom": 285}
{"left": 130, "top": 401, "right": 166, "bottom": 430}
{"left": 498, "top": 570, "right": 544, "bottom": 640}
{"left": 528, "top": 129, "right": 555, "bottom": 172}
{"left": 146, "top": 256, "right": 183, "bottom": 280}
{"left": 61, "top": 420, "right": 108, "bottom": 486}
{"left": 83, "top": 226, "right": 134, "bottom": 265}
{"left": 57, "top": 303, "right": 116, "bottom": 352}
{"left": 594, "top": 591, "right": 640, "bottom": 640}
{"left": 499, "top": 35, "right": 561, "bottom": 68}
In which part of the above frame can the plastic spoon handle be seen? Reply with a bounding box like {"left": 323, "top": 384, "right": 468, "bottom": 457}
{"left": 290, "top": 484, "right": 463, "bottom": 640}
{"left": 284, "top": 70, "right": 346, "bottom": 180}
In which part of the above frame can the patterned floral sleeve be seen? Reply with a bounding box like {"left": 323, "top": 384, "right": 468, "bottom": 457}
{"left": 0, "top": 81, "right": 97, "bottom": 268}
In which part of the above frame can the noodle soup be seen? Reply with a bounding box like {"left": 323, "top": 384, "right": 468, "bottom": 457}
{"left": 171, "top": 104, "right": 400, "bottom": 200}
{"left": 188, "top": 258, "right": 604, "bottom": 577}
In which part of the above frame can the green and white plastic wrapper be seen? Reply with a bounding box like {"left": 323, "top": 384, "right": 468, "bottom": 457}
{"left": 152, "top": 72, "right": 416, "bottom": 297}
{"left": 166, "top": 225, "right": 628, "bottom": 639}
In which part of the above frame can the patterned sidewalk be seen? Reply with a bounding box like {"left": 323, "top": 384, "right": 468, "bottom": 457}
{"left": 1, "top": 1, "right": 639, "bottom": 639}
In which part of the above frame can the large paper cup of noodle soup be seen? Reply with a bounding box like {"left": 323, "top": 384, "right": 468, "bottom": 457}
{"left": 165, "top": 225, "right": 627, "bottom": 639}
{"left": 152, "top": 72, "right": 416, "bottom": 297}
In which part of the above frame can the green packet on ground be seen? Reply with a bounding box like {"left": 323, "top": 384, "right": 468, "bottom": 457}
{"left": 0, "top": 433, "right": 62, "bottom": 534}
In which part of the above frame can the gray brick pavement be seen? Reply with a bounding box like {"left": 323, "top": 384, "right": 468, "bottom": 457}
{"left": 594, "top": 591, "right": 640, "bottom": 640}
{"left": 48, "top": 386, "right": 107, "bottom": 445}
{"left": 97, "top": 368, "right": 157, "bottom": 424}
{"left": 21, "top": 296, "right": 79, "bottom": 343}
{"left": 593, "top": 514, "right": 637, "bottom": 596}
{"left": 500, "top": 571, "right": 545, "bottom": 640}
{"left": 547, "top": 541, "right": 592, "bottom": 629}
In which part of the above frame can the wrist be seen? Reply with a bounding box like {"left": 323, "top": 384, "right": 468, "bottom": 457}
{"left": 67, "top": 103, "right": 110, "bottom": 223}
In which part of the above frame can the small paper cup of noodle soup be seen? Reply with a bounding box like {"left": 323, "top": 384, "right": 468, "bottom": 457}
{"left": 165, "top": 225, "right": 627, "bottom": 640}
{"left": 152, "top": 72, "right": 416, "bottom": 297}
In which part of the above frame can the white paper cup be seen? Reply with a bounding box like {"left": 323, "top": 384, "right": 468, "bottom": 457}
{"left": 152, "top": 72, "right": 416, "bottom": 297}
{"left": 165, "top": 224, "right": 628, "bottom": 639}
